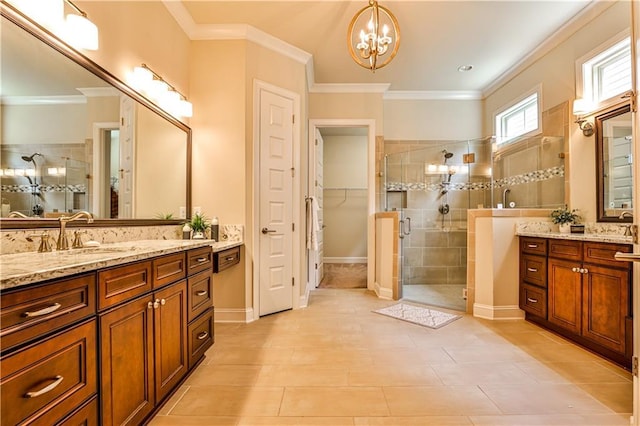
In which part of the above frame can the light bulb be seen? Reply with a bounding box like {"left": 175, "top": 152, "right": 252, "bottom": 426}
{"left": 64, "top": 14, "right": 99, "bottom": 50}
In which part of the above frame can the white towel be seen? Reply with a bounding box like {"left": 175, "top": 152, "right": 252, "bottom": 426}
{"left": 306, "top": 196, "right": 320, "bottom": 250}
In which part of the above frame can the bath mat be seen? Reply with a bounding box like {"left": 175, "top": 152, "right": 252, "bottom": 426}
{"left": 373, "top": 303, "right": 461, "bottom": 329}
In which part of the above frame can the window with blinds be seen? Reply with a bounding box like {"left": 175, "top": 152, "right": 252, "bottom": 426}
{"left": 495, "top": 91, "right": 540, "bottom": 145}
{"left": 579, "top": 36, "right": 631, "bottom": 107}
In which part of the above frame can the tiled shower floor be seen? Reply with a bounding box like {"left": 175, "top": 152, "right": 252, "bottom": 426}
{"left": 403, "top": 284, "right": 466, "bottom": 312}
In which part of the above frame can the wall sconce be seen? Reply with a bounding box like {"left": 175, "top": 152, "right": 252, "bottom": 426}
{"left": 63, "top": 0, "right": 99, "bottom": 51}
{"left": 128, "top": 64, "right": 193, "bottom": 118}
{"left": 573, "top": 98, "right": 594, "bottom": 137}
{"left": 7, "top": 0, "right": 99, "bottom": 51}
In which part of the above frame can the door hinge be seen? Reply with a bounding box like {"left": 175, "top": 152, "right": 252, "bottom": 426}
{"left": 291, "top": 167, "right": 295, "bottom": 177}
{"left": 292, "top": 223, "right": 295, "bottom": 232}
{"left": 292, "top": 114, "right": 295, "bottom": 124}
{"left": 315, "top": 263, "right": 318, "bottom": 270}
{"left": 315, "top": 138, "right": 318, "bottom": 146}
{"left": 633, "top": 356, "right": 638, "bottom": 377}
{"left": 121, "top": 117, "right": 124, "bottom": 126}
{"left": 292, "top": 277, "right": 295, "bottom": 287}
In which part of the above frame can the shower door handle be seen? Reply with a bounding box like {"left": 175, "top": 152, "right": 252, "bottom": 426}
{"left": 403, "top": 217, "right": 411, "bottom": 236}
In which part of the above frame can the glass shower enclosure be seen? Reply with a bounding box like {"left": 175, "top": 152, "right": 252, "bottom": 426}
{"left": 383, "top": 135, "right": 565, "bottom": 311}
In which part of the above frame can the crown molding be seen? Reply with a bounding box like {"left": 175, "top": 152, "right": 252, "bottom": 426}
{"left": 482, "top": 0, "right": 617, "bottom": 98}
{"left": 76, "top": 87, "right": 120, "bottom": 97}
{"left": 1, "top": 95, "right": 87, "bottom": 105}
{"left": 383, "top": 90, "right": 483, "bottom": 100}
{"left": 310, "top": 83, "right": 391, "bottom": 94}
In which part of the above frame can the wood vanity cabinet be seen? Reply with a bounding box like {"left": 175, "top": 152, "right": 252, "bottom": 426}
{"left": 0, "top": 244, "right": 217, "bottom": 426}
{"left": 100, "top": 249, "right": 213, "bottom": 426}
{"left": 519, "top": 236, "right": 632, "bottom": 367}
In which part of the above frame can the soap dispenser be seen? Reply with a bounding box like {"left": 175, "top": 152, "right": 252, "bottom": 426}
{"left": 211, "top": 217, "right": 219, "bottom": 242}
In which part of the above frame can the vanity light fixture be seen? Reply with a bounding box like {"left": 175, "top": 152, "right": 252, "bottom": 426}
{"left": 347, "top": 0, "right": 400, "bottom": 72}
{"left": 572, "top": 98, "right": 594, "bottom": 137}
{"left": 63, "top": 0, "right": 99, "bottom": 51}
{"left": 128, "top": 64, "right": 193, "bottom": 118}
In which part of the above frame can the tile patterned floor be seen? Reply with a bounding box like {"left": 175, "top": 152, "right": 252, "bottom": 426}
{"left": 151, "top": 289, "right": 632, "bottom": 425}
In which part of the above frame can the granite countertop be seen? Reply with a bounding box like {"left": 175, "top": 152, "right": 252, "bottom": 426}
{"left": 515, "top": 230, "right": 633, "bottom": 244}
{"left": 515, "top": 221, "right": 633, "bottom": 245}
{"left": 0, "top": 239, "right": 243, "bottom": 290}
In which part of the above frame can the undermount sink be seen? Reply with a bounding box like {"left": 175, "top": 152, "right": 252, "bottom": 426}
{"left": 55, "top": 246, "right": 137, "bottom": 255}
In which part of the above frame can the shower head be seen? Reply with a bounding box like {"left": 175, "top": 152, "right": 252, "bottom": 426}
{"left": 21, "top": 153, "right": 42, "bottom": 163}
{"left": 442, "top": 150, "right": 454, "bottom": 159}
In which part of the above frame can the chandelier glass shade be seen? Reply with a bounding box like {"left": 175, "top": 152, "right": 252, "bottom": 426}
{"left": 347, "top": 0, "right": 400, "bottom": 72}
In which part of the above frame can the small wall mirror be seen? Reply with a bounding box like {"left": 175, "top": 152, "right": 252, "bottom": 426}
{"left": 595, "top": 103, "right": 633, "bottom": 222}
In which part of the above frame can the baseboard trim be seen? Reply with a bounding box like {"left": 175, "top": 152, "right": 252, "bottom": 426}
{"left": 473, "top": 303, "right": 525, "bottom": 320}
{"left": 374, "top": 281, "right": 393, "bottom": 300}
{"left": 214, "top": 307, "right": 255, "bottom": 323}
{"left": 324, "top": 257, "right": 367, "bottom": 264}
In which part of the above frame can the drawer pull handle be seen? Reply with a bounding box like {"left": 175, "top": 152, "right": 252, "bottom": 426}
{"left": 527, "top": 244, "right": 538, "bottom": 248}
{"left": 196, "top": 257, "right": 208, "bottom": 263}
{"left": 527, "top": 267, "right": 538, "bottom": 272}
{"left": 195, "top": 290, "right": 208, "bottom": 296}
{"left": 225, "top": 256, "right": 236, "bottom": 261}
{"left": 24, "top": 375, "right": 63, "bottom": 398}
{"left": 23, "top": 303, "right": 62, "bottom": 317}
{"left": 197, "top": 331, "right": 209, "bottom": 340}
{"left": 527, "top": 297, "right": 538, "bottom": 303}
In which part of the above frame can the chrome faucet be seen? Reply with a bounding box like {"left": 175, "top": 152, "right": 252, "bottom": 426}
{"left": 57, "top": 211, "right": 93, "bottom": 250}
{"left": 503, "top": 188, "right": 511, "bottom": 208}
{"left": 619, "top": 211, "right": 633, "bottom": 219}
{"left": 7, "top": 211, "right": 28, "bottom": 218}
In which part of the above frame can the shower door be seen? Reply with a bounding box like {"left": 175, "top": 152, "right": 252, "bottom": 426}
{"left": 384, "top": 139, "right": 491, "bottom": 311}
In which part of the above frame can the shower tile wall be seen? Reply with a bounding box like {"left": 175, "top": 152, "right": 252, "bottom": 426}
{"left": 383, "top": 140, "right": 492, "bottom": 286}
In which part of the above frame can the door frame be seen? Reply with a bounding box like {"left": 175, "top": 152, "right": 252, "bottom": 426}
{"left": 92, "top": 121, "right": 119, "bottom": 218}
{"left": 252, "top": 80, "right": 301, "bottom": 321}
{"left": 307, "top": 119, "right": 376, "bottom": 296}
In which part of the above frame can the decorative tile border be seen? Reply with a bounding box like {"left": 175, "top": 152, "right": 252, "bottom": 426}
{"left": 2, "top": 184, "right": 87, "bottom": 193}
{"left": 386, "top": 165, "right": 564, "bottom": 192}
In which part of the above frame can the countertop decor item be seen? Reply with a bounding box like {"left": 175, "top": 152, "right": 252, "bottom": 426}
{"left": 188, "top": 213, "right": 210, "bottom": 239}
{"left": 551, "top": 206, "right": 580, "bottom": 234}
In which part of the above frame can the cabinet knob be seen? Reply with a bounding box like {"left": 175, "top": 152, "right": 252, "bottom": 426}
{"left": 153, "top": 299, "right": 160, "bottom": 309}
{"left": 582, "top": 268, "right": 588, "bottom": 274}
{"left": 572, "top": 267, "right": 578, "bottom": 272}
{"left": 148, "top": 301, "right": 154, "bottom": 309}
{"left": 160, "top": 298, "right": 166, "bottom": 306}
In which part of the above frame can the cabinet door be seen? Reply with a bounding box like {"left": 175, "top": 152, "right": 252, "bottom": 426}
{"left": 582, "top": 264, "right": 629, "bottom": 354}
{"left": 548, "top": 258, "right": 582, "bottom": 334}
{"left": 100, "top": 296, "right": 155, "bottom": 426}
{"left": 154, "top": 280, "right": 188, "bottom": 403}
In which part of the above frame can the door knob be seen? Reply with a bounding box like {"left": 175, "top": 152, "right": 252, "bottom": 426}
{"left": 261, "top": 227, "right": 276, "bottom": 234}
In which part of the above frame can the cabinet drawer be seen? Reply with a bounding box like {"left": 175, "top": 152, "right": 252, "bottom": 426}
{"left": 520, "top": 254, "right": 547, "bottom": 288}
{"left": 153, "top": 252, "right": 187, "bottom": 289}
{"left": 98, "top": 260, "right": 152, "bottom": 310}
{"left": 549, "top": 239, "right": 582, "bottom": 261}
{"left": 214, "top": 246, "right": 241, "bottom": 273}
{"left": 0, "top": 273, "right": 96, "bottom": 352}
{"left": 189, "top": 271, "right": 213, "bottom": 322}
{"left": 584, "top": 242, "right": 632, "bottom": 269}
{"left": 520, "top": 283, "right": 547, "bottom": 318}
{"left": 520, "top": 237, "right": 547, "bottom": 256}
{"left": 188, "top": 308, "right": 214, "bottom": 369}
{"left": 187, "top": 246, "right": 213, "bottom": 276}
{"left": 59, "top": 396, "right": 98, "bottom": 426}
{"left": 1, "top": 320, "right": 97, "bottom": 426}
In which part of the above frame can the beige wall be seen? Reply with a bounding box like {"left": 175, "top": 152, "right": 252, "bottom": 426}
{"left": 79, "top": 1, "right": 191, "bottom": 99}
{"left": 323, "top": 134, "right": 368, "bottom": 260}
{"left": 383, "top": 99, "right": 483, "bottom": 141}
{"left": 309, "top": 93, "right": 384, "bottom": 136}
{"left": 483, "top": 1, "right": 629, "bottom": 222}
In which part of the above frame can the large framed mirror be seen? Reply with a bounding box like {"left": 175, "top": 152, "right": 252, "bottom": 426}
{"left": 0, "top": 3, "right": 191, "bottom": 229}
{"left": 595, "top": 103, "right": 633, "bottom": 222}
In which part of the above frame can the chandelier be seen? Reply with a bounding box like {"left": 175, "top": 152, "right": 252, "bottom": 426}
{"left": 347, "top": 0, "right": 400, "bottom": 72}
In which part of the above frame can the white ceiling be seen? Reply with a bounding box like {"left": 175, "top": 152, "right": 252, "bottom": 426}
{"left": 173, "top": 0, "right": 593, "bottom": 95}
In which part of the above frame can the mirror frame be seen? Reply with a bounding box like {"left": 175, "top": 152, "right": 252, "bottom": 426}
{"left": 595, "top": 103, "right": 632, "bottom": 223}
{"left": 0, "top": 2, "right": 191, "bottom": 230}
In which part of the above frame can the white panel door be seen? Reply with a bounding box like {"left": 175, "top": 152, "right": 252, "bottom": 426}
{"left": 118, "top": 95, "right": 135, "bottom": 219}
{"left": 259, "top": 89, "right": 294, "bottom": 316}
{"left": 314, "top": 128, "right": 325, "bottom": 285}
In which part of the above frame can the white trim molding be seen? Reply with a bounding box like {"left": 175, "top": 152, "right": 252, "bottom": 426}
{"left": 473, "top": 303, "right": 525, "bottom": 320}
{"left": 383, "top": 90, "right": 483, "bottom": 101}
{"left": 214, "top": 308, "right": 255, "bottom": 323}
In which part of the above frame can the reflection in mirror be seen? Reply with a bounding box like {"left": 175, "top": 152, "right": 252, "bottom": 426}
{"left": 0, "top": 5, "right": 190, "bottom": 225}
{"left": 596, "top": 103, "right": 633, "bottom": 222}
